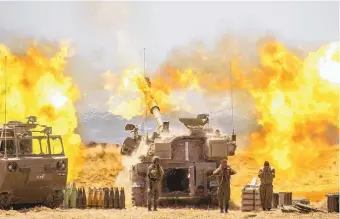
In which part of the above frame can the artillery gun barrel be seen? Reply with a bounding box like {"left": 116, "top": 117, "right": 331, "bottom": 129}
{"left": 144, "top": 76, "right": 166, "bottom": 132}
{"left": 148, "top": 99, "right": 163, "bottom": 131}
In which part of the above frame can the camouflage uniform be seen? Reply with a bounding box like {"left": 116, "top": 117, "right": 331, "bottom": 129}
{"left": 258, "top": 161, "right": 275, "bottom": 211}
{"left": 212, "top": 159, "right": 236, "bottom": 213}
{"left": 147, "top": 156, "right": 164, "bottom": 211}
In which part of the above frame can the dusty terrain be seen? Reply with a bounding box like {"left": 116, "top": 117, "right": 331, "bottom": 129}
{"left": 0, "top": 207, "right": 338, "bottom": 219}
{"left": 72, "top": 144, "right": 339, "bottom": 206}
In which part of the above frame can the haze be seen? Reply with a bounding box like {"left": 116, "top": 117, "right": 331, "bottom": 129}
{"left": 0, "top": 1, "right": 338, "bottom": 143}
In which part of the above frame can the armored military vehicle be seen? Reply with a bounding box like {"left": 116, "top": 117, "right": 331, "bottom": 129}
{"left": 120, "top": 78, "right": 237, "bottom": 206}
{"left": 0, "top": 116, "right": 67, "bottom": 209}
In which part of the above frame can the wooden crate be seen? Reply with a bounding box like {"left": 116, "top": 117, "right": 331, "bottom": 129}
{"left": 241, "top": 204, "right": 262, "bottom": 211}
{"left": 327, "top": 193, "right": 339, "bottom": 213}
{"left": 278, "top": 192, "right": 292, "bottom": 207}
{"left": 241, "top": 187, "right": 261, "bottom": 211}
{"left": 242, "top": 193, "right": 260, "bottom": 199}
{"left": 242, "top": 199, "right": 261, "bottom": 205}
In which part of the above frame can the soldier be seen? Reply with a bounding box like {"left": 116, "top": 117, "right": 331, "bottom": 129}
{"left": 258, "top": 161, "right": 275, "bottom": 211}
{"left": 212, "top": 158, "right": 236, "bottom": 213}
{"left": 147, "top": 156, "right": 164, "bottom": 211}
{"left": 215, "top": 129, "right": 221, "bottom": 137}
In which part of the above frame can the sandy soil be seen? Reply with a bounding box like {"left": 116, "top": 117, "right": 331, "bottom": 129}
{"left": 0, "top": 207, "right": 338, "bottom": 219}
{"left": 72, "top": 144, "right": 339, "bottom": 206}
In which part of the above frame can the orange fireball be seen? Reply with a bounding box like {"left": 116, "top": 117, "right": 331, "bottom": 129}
{"left": 0, "top": 43, "right": 83, "bottom": 182}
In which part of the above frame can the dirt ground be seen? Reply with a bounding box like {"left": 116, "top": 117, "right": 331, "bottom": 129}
{"left": 0, "top": 207, "right": 338, "bottom": 219}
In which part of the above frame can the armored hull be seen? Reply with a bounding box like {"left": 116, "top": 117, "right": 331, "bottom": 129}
{"left": 129, "top": 132, "right": 235, "bottom": 207}
{"left": 0, "top": 117, "right": 67, "bottom": 208}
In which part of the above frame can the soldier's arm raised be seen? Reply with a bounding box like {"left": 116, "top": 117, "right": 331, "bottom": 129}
{"left": 213, "top": 167, "right": 221, "bottom": 175}
{"left": 147, "top": 166, "right": 152, "bottom": 179}
{"left": 271, "top": 168, "right": 275, "bottom": 178}
{"left": 258, "top": 168, "right": 264, "bottom": 178}
{"left": 229, "top": 167, "right": 236, "bottom": 175}
{"left": 159, "top": 166, "right": 164, "bottom": 178}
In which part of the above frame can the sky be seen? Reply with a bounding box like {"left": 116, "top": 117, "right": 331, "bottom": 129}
{"left": 0, "top": 1, "right": 338, "bottom": 143}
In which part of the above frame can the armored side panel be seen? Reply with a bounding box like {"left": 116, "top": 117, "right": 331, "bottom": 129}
{"left": 207, "top": 139, "right": 236, "bottom": 159}
{"left": 130, "top": 163, "right": 148, "bottom": 207}
{"left": 154, "top": 142, "right": 171, "bottom": 159}
{"left": 133, "top": 163, "right": 148, "bottom": 176}
{"left": 120, "top": 137, "right": 140, "bottom": 155}
{"left": 195, "top": 162, "right": 217, "bottom": 196}
{"left": 189, "top": 166, "right": 195, "bottom": 196}
{"left": 169, "top": 137, "right": 205, "bottom": 162}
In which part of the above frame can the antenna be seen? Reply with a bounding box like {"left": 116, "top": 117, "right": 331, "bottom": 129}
{"left": 229, "top": 60, "right": 235, "bottom": 135}
{"left": 4, "top": 56, "right": 7, "bottom": 158}
{"left": 142, "top": 48, "right": 147, "bottom": 135}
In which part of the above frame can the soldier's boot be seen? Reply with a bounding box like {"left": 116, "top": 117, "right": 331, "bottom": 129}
{"left": 148, "top": 203, "right": 152, "bottom": 211}
{"left": 220, "top": 206, "right": 224, "bottom": 213}
{"left": 224, "top": 204, "right": 229, "bottom": 213}
{"left": 153, "top": 200, "right": 158, "bottom": 211}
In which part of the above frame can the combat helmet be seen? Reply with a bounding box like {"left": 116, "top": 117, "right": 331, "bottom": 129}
{"left": 220, "top": 157, "right": 228, "bottom": 164}
{"left": 152, "top": 156, "right": 160, "bottom": 163}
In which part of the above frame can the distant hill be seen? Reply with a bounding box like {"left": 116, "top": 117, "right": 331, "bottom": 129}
{"left": 75, "top": 107, "right": 258, "bottom": 146}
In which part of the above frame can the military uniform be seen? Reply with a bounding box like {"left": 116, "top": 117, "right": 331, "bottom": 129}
{"left": 258, "top": 161, "right": 275, "bottom": 211}
{"left": 147, "top": 156, "right": 164, "bottom": 211}
{"left": 212, "top": 159, "right": 236, "bottom": 213}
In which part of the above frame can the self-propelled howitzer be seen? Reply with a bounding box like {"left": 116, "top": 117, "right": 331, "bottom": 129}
{"left": 120, "top": 77, "right": 237, "bottom": 206}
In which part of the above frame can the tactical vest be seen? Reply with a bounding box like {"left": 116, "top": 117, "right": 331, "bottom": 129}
{"left": 217, "top": 168, "right": 231, "bottom": 185}
{"left": 149, "top": 165, "right": 161, "bottom": 180}
{"left": 260, "top": 167, "right": 274, "bottom": 185}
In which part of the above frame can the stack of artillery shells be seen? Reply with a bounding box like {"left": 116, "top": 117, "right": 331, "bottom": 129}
{"left": 86, "top": 187, "right": 125, "bottom": 209}
{"left": 62, "top": 184, "right": 126, "bottom": 209}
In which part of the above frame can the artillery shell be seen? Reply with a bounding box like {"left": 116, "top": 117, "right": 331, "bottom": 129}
{"left": 93, "top": 188, "right": 98, "bottom": 208}
{"left": 109, "top": 187, "right": 114, "bottom": 208}
{"left": 88, "top": 188, "right": 93, "bottom": 208}
{"left": 119, "top": 187, "right": 125, "bottom": 209}
{"left": 122, "top": 187, "right": 125, "bottom": 209}
{"left": 76, "top": 188, "right": 80, "bottom": 208}
{"left": 99, "top": 189, "right": 104, "bottom": 208}
{"left": 103, "top": 188, "right": 108, "bottom": 208}
{"left": 70, "top": 183, "right": 77, "bottom": 208}
{"left": 82, "top": 188, "right": 87, "bottom": 209}
{"left": 114, "top": 187, "right": 119, "bottom": 209}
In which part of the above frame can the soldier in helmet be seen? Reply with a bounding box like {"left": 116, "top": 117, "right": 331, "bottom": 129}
{"left": 212, "top": 158, "right": 236, "bottom": 213}
{"left": 258, "top": 161, "right": 275, "bottom": 211}
{"left": 147, "top": 156, "right": 164, "bottom": 211}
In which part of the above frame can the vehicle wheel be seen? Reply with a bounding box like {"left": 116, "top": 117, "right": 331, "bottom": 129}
{"left": 44, "top": 190, "right": 64, "bottom": 209}
{"left": 0, "top": 193, "right": 11, "bottom": 209}
{"left": 210, "top": 187, "right": 218, "bottom": 206}
{"left": 132, "top": 187, "right": 144, "bottom": 207}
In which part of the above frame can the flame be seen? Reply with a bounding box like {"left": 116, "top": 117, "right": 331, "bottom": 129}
{"left": 0, "top": 43, "right": 83, "bottom": 181}
{"left": 48, "top": 90, "right": 68, "bottom": 108}
{"left": 318, "top": 42, "right": 340, "bottom": 84}
{"left": 231, "top": 41, "right": 339, "bottom": 201}
{"left": 105, "top": 67, "right": 205, "bottom": 119}
{"left": 244, "top": 41, "right": 339, "bottom": 172}
{"left": 74, "top": 144, "right": 123, "bottom": 188}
